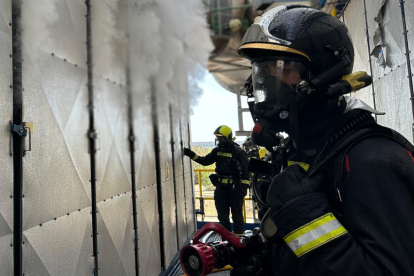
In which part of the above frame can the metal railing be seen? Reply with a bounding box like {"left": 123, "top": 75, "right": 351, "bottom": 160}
{"left": 194, "top": 168, "right": 252, "bottom": 223}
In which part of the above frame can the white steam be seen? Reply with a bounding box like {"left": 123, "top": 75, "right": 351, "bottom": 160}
{"left": 139, "top": 0, "right": 213, "bottom": 118}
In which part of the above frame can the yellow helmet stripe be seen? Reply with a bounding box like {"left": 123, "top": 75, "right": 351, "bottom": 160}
{"left": 239, "top": 43, "right": 311, "bottom": 62}
{"left": 219, "top": 125, "right": 232, "bottom": 139}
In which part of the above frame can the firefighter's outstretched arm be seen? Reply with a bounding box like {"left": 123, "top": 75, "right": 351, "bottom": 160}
{"left": 184, "top": 147, "right": 216, "bottom": 166}
{"left": 263, "top": 138, "right": 414, "bottom": 275}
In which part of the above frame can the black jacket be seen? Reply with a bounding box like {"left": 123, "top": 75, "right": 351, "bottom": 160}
{"left": 272, "top": 134, "right": 414, "bottom": 275}
{"left": 190, "top": 143, "right": 250, "bottom": 186}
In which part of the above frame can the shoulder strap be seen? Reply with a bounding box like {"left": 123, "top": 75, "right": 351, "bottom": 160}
{"left": 308, "top": 123, "right": 414, "bottom": 177}
{"left": 327, "top": 124, "right": 414, "bottom": 216}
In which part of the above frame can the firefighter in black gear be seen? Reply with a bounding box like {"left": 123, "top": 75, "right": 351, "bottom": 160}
{"left": 243, "top": 136, "right": 268, "bottom": 160}
{"left": 232, "top": 5, "right": 414, "bottom": 276}
{"left": 184, "top": 125, "right": 250, "bottom": 234}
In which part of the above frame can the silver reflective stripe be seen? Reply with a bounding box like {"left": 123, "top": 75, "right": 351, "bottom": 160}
{"left": 287, "top": 219, "right": 343, "bottom": 252}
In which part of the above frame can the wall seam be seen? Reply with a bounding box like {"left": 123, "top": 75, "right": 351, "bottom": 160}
{"left": 169, "top": 105, "right": 180, "bottom": 251}
{"left": 398, "top": 0, "right": 414, "bottom": 141}
{"left": 12, "top": 0, "right": 23, "bottom": 275}
{"left": 152, "top": 78, "right": 166, "bottom": 271}
{"left": 179, "top": 121, "right": 189, "bottom": 238}
{"left": 363, "top": 0, "right": 378, "bottom": 121}
{"left": 85, "top": 0, "right": 99, "bottom": 275}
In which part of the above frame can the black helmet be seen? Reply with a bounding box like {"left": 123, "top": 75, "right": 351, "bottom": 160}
{"left": 239, "top": 6, "right": 355, "bottom": 152}
{"left": 239, "top": 5, "right": 354, "bottom": 80}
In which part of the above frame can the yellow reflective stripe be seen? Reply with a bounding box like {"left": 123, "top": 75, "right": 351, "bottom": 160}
{"left": 293, "top": 226, "right": 347, "bottom": 257}
{"left": 287, "top": 161, "right": 310, "bottom": 171}
{"left": 284, "top": 213, "right": 348, "bottom": 257}
{"left": 217, "top": 152, "right": 232, "bottom": 157}
{"left": 241, "top": 179, "right": 250, "bottom": 185}
{"left": 191, "top": 154, "right": 198, "bottom": 161}
{"left": 284, "top": 213, "right": 336, "bottom": 243}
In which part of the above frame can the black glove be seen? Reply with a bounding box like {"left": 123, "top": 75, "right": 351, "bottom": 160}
{"left": 209, "top": 174, "right": 218, "bottom": 186}
{"left": 237, "top": 184, "right": 249, "bottom": 198}
{"left": 266, "top": 164, "right": 326, "bottom": 212}
{"left": 230, "top": 257, "right": 256, "bottom": 276}
{"left": 183, "top": 147, "right": 195, "bottom": 158}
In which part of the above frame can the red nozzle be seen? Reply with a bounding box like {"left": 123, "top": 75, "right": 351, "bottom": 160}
{"left": 180, "top": 243, "right": 215, "bottom": 276}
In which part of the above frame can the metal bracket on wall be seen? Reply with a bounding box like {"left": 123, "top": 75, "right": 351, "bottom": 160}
{"left": 88, "top": 131, "right": 100, "bottom": 152}
{"left": 10, "top": 121, "right": 32, "bottom": 156}
{"left": 129, "top": 134, "right": 137, "bottom": 152}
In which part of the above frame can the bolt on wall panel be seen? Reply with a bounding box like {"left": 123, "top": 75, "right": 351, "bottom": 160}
{"left": 21, "top": 41, "right": 91, "bottom": 230}
{"left": 171, "top": 110, "right": 189, "bottom": 246}
{"left": 162, "top": 178, "right": 178, "bottom": 267}
{"left": 93, "top": 78, "right": 131, "bottom": 202}
{"left": 126, "top": 1, "right": 157, "bottom": 191}
{"left": 21, "top": 0, "right": 92, "bottom": 273}
{"left": 343, "top": 0, "right": 375, "bottom": 108}
{"left": 23, "top": 207, "right": 93, "bottom": 276}
{"left": 136, "top": 184, "right": 161, "bottom": 276}
{"left": 91, "top": 0, "right": 127, "bottom": 86}
{"left": 21, "top": 0, "right": 88, "bottom": 70}
{"left": 404, "top": 0, "right": 414, "bottom": 134}
{"left": 91, "top": 1, "right": 134, "bottom": 270}
{"left": 374, "top": 63, "right": 413, "bottom": 142}
{"left": 0, "top": 0, "right": 13, "bottom": 274}
{"left": 97, "top": 193, "right": 135, "bottom": 276}
{"left": 158, "top": 99, "right": 178, "bottom": 267}
{"left": 406, "top": 0, "right": 414, "bottom": 64}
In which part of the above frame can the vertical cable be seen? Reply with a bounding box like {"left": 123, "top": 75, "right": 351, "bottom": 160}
{"left": 362, "top": 0, "right": 378, "bottom": 121}
{"left": 12, "top": 0, "right": 23, "bottom": 275}
{"left": 124, "top": 2, "right": 139, "bottom": 275}
{"left": 85, "top": 1, "right": 99, "bottom": 274}
{"left": 169, "top": 105, "right": 180, "bottom": 250}
{"left": 398, "top": 0, "right": 414, "bottom": 141}
{"left": 151, "top": 78, "right": 166, "bottom": 271}
{"left": 179, "top": 121, "right": 188, "bottom": 237}
{"left": 187, "top": 123, "right": 197, "bottom": 231}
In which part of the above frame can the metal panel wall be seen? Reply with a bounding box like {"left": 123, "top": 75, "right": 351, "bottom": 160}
{"left": 343, "top": 0, "right": 375, "bottom": 108}
{"left": 0, "top": 1, "right": 13, "bottom": 274}
{"left": 343, "top": 0, "right": 414, "bottom": 142}
{"left": 127, "top": 1, "right": 161, "bottom": 275}
{"left": 158, "top": 96, "right": 178, "bottom": 267}
{"left": 91, "top": 0, "right": 135, "bottom": 275}
{"left": 21, "top": 0, "right": 94, "bottom": 274}
{"left": 5, "top": 0, "right": 206, "bottom": 274}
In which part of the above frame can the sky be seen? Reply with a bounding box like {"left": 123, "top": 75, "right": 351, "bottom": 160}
{"left": 190, "top": 71, "right": 255, "bottom": 142}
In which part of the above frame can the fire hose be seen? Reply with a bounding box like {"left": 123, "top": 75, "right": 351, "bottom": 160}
{"left": 180, "top": 223, "right": 272, "bottom": 276}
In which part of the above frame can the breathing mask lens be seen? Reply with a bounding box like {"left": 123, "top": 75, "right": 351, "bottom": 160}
{"left": 216, "top": 136, "right": 227, "bottom": 147}
{"left": 252, "top": 59, "right": 306, "bottom": 110}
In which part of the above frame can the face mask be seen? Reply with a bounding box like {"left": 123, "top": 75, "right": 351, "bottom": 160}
{"left": 254, "top": 75, "right": 294, "bottom": 109}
